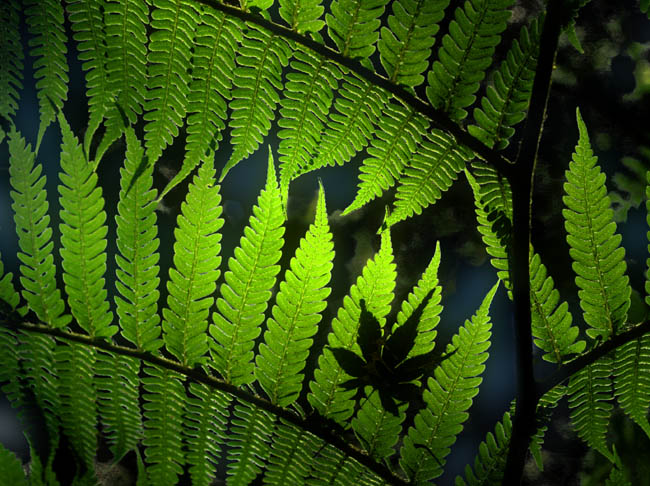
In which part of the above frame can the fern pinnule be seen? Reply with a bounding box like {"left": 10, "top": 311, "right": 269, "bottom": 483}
{"left": 468, "top": 16, "right": 540, "bottom": 150}
{"left": 104, "top": 0, "right": 148, "bottom": 126}
{"left": 57, "top": 114, "right": 115, "bottom": 339}
{"left": 279, "top": 0, "right": 326, "bottom": 33}
{"left": 23, "top": 0, "right": 69, "bottom": 150}
{"left": 400, "top": 281, "right": 498, "bottom": 483}
{"left": 353, "top": 388, "right": 407, "bottom": 460}
{"left": 8, "top": 128, "right": 69, "bottom": 328}
{"left": 326, "top": 0, "right": 389, "bottom": 69}
{"left": 222, "top": 25, "right": 291, "bottom": 180}
{"left": 465, "top": 168, "right": 511, "bottom": 291}
{"left": 162, "top": 158, "right": 224, "bottom": 367}
{"left": 255, "top": 182, "right": 334, "bottom": 407}
{"left": 378, "top": 0, "right": 449, "bottom": 88}
{"left": 226, "top": 402, "right": 275, "bottom": 486}
{"left": 278, "top": 47, "right": 341, "bottom": 198}
{"left": 95, "top": 351, "right": 142, "bottom": 462}
{"left": 0, "top": 0, "right": 23, "bottom": 134}
{"left": 455, "top": 411, "right": 511, "bottom": 486}
{"left": 144, "top": 0, "right": 200, "bottom": 165}
{"left": 308, "top": 229, "right": 396, "bottom": 424}
{"left": 426, "top": 0, "right": 514, "bottom": 122}
{"left": 392, "top": 241, "right": 443, "bottom": 357}
{"left": 210, "top": 152, "right": 285, "bottom": 386}
{"left": 56, "top": 341, "right": 97, "bottom": 470}
{"left": 142, "top": 365, "right": 186, "bottom": 485}
{"left": 568, "top": 359, "right": 614, "bottom": 461}
{"left": 563, "top": 108, "right": 631, "bottom": 340}
{"left": 183, "top": 383, "right": 230, "bottom": 486}
{"left": 343, "top": 101, "right": 428, "bottom": 215}
{"left": 529, "top": 251, "right": 585, "bottom": 363}
{"left": 386, "top": 129, "right": 470, "bottom": 226}
{"left": 115, "top": 127, "right": 162, "bottom": 352}
{"left": 169, "top": 9, "right": 243, "bottom": 198}
{"left": 614, "top": 336, "right": 650, "bottom": 438}
{"left": 310, "top": 74, "right": 388, "bottom": 173}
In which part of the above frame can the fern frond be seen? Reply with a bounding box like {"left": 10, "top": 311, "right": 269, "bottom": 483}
{"left": 256, "top": 182, "right": 334, "bottom": 407}
{"left": 387, "top": 130, "right": 470, "bottom": 226}
{"left": 400, "top": 281, "right": 499, "bottom": 483}
{"left": 563, "top": 108, "right": 631, "bottom": 340}
{"left": 23, "top": 0, "right": 69, "bottom": 149}
{"left": 0, "top": 442, "right": 27, "bottom": 485}
{"left": 57, "top": 113, "right": 115, "bottom": 339}
{"left": 309, "top": 74, "right": 388, "bottom": 173}
{"left": 183, "top": 383, "right": 230, "bottom": 486}
{"left": 226, "top": 402, "right": 275, "bottom": 486}
{"left": 277, "top": 47, "right": 341, "bottom": 196}
{"left": 222, "top": 25, "right": 291, "bottom": 179}
{"left": 115, "top": 127, "right": 162, "bottom": 352}
{"left": 378, "top": 0, "right": 449, "bottom": 88}
{"left": 263, "top": 422, "right": 322, "bottom": 485}
{"left": 326, "top": 0, "right": 389, "bottom": 68}
{"left": 468, "top": 17, "right": 541, "bottom": 149}
{"left": 344, "top": 102, "right": 429, "bottom": 215}
{"left": 530, "top": 385, "right": 566, "bottom": 471}
{"left": 614, "top": 336, "right": 650, "bottom": 438}
{"left": 162, "top": 158, "right": 224, "bottom": 367}
{"left": 8, "top": 128, "right": 69, "bottom": 328}
{"left": 353, "top": 387, "right": 407, "bottom": 460}
{"left": 144, "top": 0, "right": 200, "bottom": 165}
{"left": 96, "top": 351, "right": 142, "bottom": 461}
{"left": 104, "top": 0, "right": 148, "bottom": 125}
{"left": 210, "top": 152, "right": 285, "bottom": 385}
{"left": 56, "top": 342, "right": 97, "bottom": 470}
{"left": 279, "top": 0, "right": 325, "bottom": 33}
{"left": 455, "top": 411, "right": 511, "bottom": 486}
{"left": 0, "top": 0, "right": 23, "bottom": 131}
{"left": 165, "top": 8, "right": 243, "bottom": 197}
{"left": 306, "top": 444, "right": 359, "bottom": 485}
{"left": 392, "top": 241, "right": 443, "bottom": 357}
{"left": 242, "top": 0, "right": 274, "bottom": 10}
{"left": 0, "top": 254, "right": 20, "bottom": 311}
{"left": 426, "top": 0, "right": 514, "bottom": 121}
{"left": 568, "top": 358, "right": 614, "bottom": 461}
{"left": 142, "top": 365, "right": 185, "bottom": 485}
{"left": 308, "top": 229, "right": 396, "bottom": 423}
{"left": 465, "top": 168, "right": 511, "bottom": 291}
{"left": 530, "top": 251, "right": 585, "bottom": 363}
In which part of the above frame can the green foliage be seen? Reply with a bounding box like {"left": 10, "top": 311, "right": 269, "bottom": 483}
{"left": 0, "top": 2, "right": 649, "bottom": 486}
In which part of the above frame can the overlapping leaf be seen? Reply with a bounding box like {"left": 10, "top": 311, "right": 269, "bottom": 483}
{"left": 255, "top": 182, "right": 334, "bottom": 407}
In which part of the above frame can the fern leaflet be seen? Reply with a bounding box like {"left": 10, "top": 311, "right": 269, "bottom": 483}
{"left": 399, "top": 281, "right": 499, "bottom": 483}
{"left": 378, "top": 0, "right": 449, "bottom": 88}
{"left": 210, "top": 152, "right": 285, "bottom": 385}
{"left": 115, "top": 127, "right": 162, "bottom": 352}
{"left": 23, "top": 0, "right": 69, "bottom": 150}
{"left": 279, "top": 0, "right": 326, "bottom": 33}
{"left": 263, "top": 422, "right": 322, "bottom": 485}
{"left": 344, "top": 102, "right": 429, "bottom": 215}
{"left": 387, "top": 130, "right": 471, "bottom": 226}
{"left": 8, "top": 128, "right": 70, "bottom": 328}
{"left": 57, "top": 113, "right": 115, "bottom": 339}
{"left": 162, "top": 158, "right": 224, "bottom": 367}
{"left": 222, "top": 25, "right": 291, "bottom": 179}
{"left": 0, "top": 0, "right": 22, "bottom": 137}
{"left": 256, "top": 182, "right": 334, "bottom": 407}
{"left": 427, "top": 0, "right": 514, "bottom": 122}
{"left": 0, "top": 442, "right": 28, "bottom": 485}
{"left": 144, "top": 0, "right": 200, "bottom": 165}
{"left": 563, "top": 108, "right": 631, "bottom": 340}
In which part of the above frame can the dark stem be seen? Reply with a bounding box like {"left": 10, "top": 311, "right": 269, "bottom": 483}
{"left": 193, "top": 0, "right": 513, "bottom": 178}
{"left": 503, "top": 0, "right": 564, "bottom": 483}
